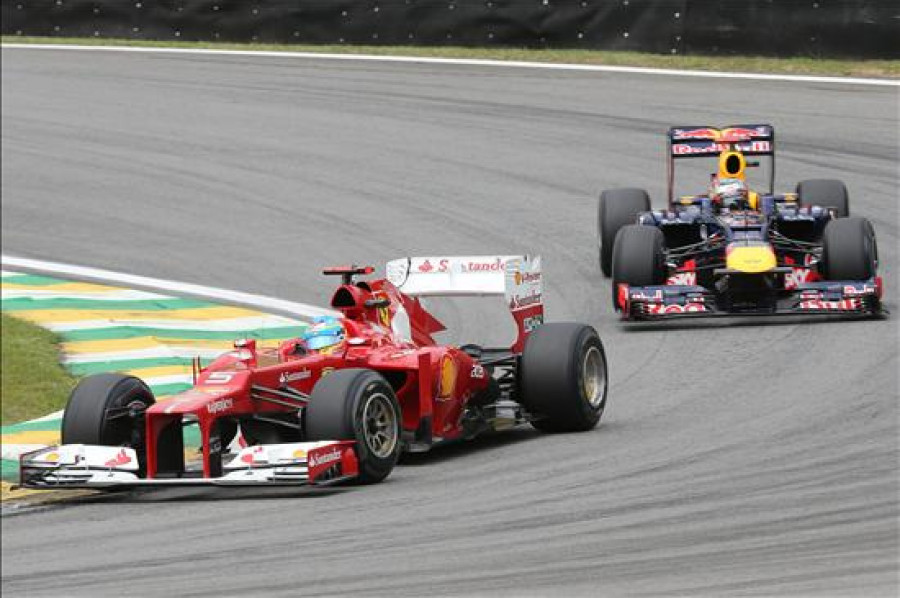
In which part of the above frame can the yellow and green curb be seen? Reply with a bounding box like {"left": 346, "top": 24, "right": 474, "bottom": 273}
{"left": 1, "top": 269, "right": 311, "bottom": 490}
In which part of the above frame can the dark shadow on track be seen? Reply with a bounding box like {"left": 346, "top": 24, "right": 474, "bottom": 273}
{"left": 400, "top": 427, "right": 543, "bottom": 466}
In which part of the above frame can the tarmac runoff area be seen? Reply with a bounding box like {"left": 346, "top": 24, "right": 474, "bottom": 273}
{"left": 1, "top": 45, "right": 896, "bottom": 596}
{"left": 0, "top": 268, "right": 311, "bottom": 501}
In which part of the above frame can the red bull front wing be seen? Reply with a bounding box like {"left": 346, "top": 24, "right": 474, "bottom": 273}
{"left": 618, "top": 279, "right": 883, "bottom": 320}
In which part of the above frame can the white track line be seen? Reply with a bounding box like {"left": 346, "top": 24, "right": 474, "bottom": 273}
{"left": 1, "top": 255, "right": 339, "bottom": 319}
{"left": 61, "top": 346, "right": 231, "bottom": 364}
{"left": 2, "top": 43, "right": 897, "bottom": 87}
{"left": 45, "top": 315, "right": 303, "bottom": 332}
{"left": 141, "top": 374, "right": 194, "bottom": 387}
{"left": 2, "top": 289, "right": 175, "bottom": 301}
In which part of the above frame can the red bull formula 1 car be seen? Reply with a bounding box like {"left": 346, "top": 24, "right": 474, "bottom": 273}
{"left": 597, "top": 124, "right": 883, "bottom": 320}
{"left": 21, "top": 256, "right": 608, "bottom": 490}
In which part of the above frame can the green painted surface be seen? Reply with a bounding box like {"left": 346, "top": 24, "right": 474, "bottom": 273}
{"left": 1, "top": 274, "right": 73, "bottom": 286}
{"left": 67, "top": 357, "right": 201, "bottom": 376}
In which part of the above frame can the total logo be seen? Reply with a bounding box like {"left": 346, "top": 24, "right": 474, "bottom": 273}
{"left": 207, "top": 397, "right": 234, "bottom": 414}
{"left": 309, "top": 448, "right": 342, "bottom": 468}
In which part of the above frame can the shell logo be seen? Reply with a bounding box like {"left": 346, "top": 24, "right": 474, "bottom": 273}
{"left": 44, "top": 452, "right": 60, "bottom": 463}
{"left": 377, "top": 305, "right": 391, "bottom": 328}
{"left": 438, "top": 355, "right": 457, "bottom": 398}
{"left": 292, "top": 449, "right": 307, "bottom": 460}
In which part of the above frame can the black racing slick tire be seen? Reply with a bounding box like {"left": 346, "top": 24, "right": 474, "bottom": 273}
{"left": 306, "top": 369, "right": 401, "bottom": 484}
{"left": 61, "top": 373, "right": 155, "bottom": 472}
{"left": 820, "top": 216, "right": 878, "bottom": 281}
{"left": 796, "top": 179, "right": 849, "bottom": 217}
{"left": 611, "top": 224, "right": 667, "bottom": 308}
{"left": 520, "top": 323, "right": 608, "bottom": 433}
{"left": 598, "top": 188, "right": 651, "bottom": 277}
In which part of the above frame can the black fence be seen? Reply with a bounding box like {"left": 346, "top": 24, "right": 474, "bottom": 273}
{"left": 2, "top": 1, "right": 898, "bottom": 59}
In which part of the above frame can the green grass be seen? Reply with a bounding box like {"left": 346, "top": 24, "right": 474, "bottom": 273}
{"left": 3, "top": 36, "right": 898, "bottom": 79}
{"left": 1, "top": 313, "right": 76, "bottom": 426}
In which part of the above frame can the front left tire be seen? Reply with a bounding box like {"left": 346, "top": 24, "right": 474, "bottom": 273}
{"left": 61, "top": 373, "right": 155, "bottom": 473}
{"left": 305, "top": 369, "right": 401, "bottom": 484}
{"left": 611, "top": 224, "right": 667, "bottom": 308}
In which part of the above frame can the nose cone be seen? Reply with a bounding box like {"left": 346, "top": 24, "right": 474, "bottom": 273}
{"left": 726, "top": 244, "right": 777, "bottom": 273}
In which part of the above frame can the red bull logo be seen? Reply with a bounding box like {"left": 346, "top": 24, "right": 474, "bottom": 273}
{"left": 719, "top": 127, "right": 762, "bottom": 142}
{"left": 673, "top": 126, "right": 767, "bottom": 142}
{"left": 673, "top": 128, "right": 719, "bottom": 140}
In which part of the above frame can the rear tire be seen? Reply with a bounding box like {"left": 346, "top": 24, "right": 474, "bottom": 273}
{"left": 520, "top": 323, "right": 608, "bottom": 433}
{"left": 796, "top": 179, "right": 849, "bottom": 217}
{"left": 598, "top": 188, "right": 651, "bottom": 277}
{"left": 61, "top": 373, "right": 155, "bottom": 473}
{"left": 611, "top": 225, "right": 667, "bottom": 308}
{"left": 820, "top": 216, "right": 877, "bottom": 280}
{"left": 305, "top": 369, "right": 401, "bottom": 484}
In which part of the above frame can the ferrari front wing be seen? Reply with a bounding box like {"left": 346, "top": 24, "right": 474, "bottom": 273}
{"left": 19, "top": 441, "right": 359, "bottom": 489}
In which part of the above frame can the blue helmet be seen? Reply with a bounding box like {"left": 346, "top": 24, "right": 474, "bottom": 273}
{"left": 302, "top": 316, "right": 345, "bottom": 351}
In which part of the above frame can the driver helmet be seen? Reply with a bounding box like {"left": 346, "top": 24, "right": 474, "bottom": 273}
{"left": 711, "top": 177, "right": 749, "bottom": 210}
{"left": 301, "top": 316, "right": 345, "bottom": 353}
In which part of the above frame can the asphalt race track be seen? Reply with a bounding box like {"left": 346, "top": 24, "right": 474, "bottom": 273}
{"left": 2, "top": 48, "right": 898, "bottom": 597}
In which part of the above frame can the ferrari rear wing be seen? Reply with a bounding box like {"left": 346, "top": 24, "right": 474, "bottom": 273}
{"left": 385, "top": 255, "right": 543, "bottom": 351}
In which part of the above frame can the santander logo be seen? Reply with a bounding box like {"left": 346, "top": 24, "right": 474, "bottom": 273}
{"left": 417, "top": 259, "right": 450, "bottom": 273}
{"left": 309, "top": 448, "right": 342, "bottom": 468}
{"left": 462, "top": 258, "right": 506, "bottom": 272}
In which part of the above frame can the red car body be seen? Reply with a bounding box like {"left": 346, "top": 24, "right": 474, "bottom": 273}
{"left": 22, "top": 255, "right": 603, "bottom": 490}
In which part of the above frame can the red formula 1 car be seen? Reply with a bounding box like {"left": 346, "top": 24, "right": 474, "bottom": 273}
{"left": 21, "top": 256, "right": 608, "bottom": 490}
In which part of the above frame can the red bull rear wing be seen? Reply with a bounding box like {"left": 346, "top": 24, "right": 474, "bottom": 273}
{"left": 668, "top": 124, "right": 775, "bottom": 158}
